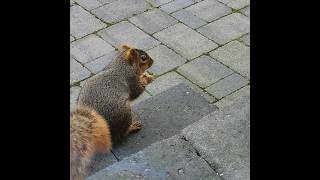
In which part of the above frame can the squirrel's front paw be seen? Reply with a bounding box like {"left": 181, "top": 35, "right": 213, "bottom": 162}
{"left": 140, "top": 72, "right": 154, "bottom": 85}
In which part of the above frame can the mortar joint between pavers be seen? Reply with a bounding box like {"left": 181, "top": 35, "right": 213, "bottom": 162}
{"left": 180, "top": 135, "right": 222, "bottom": 177}
{"left": 173, "top": 69, "right": 218, "bottom": 102}
{"left": 213, "top": 84, "right": 250, "bottom": 105}
{"left": 207, "top": 41, "right": 250, "bottom": 81}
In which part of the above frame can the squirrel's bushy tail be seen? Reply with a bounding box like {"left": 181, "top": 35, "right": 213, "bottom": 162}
{"left": 70, "top": 106, "right": 112, "bottom": 180}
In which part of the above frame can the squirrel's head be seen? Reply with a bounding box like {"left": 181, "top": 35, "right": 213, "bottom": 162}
{"left": 119, "top": 44, "right": 154, "bottom": 75}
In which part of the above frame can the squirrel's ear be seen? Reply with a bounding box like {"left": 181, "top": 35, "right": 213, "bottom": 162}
{"left": 124, "top": 48, "right": 136, "bottom": 65}
{"left": 118, "top": 44, "right": 131, "bottom": 52}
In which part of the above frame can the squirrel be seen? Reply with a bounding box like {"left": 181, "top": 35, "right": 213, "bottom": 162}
{"left": 70, "top": 106, "right": 112, "bottom": 180}
{"left": 70, "top": 45, "right": 154, "bottom": 180}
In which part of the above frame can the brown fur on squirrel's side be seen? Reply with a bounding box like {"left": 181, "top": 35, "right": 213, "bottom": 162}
{"left": 77, "top": 45, "right": 154, "bottom": 144}
{"left": 70, "top": 106, "right": 112, "bottom": 180}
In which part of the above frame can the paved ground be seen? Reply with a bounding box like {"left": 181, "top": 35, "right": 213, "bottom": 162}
{"left": 70, "top": 0, "right": 250, "bottom": 109}
{"left": 70, "top": 0, "right": 250, "bottom": 179}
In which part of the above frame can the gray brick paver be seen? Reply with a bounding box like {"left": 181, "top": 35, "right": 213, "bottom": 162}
{"left": 70, "top": 56, "right": 91, "bottom": 84}
{"left": 177, "top": 55, "right": 234, "bottom": 88}
{"left": 185, "top": 0, "right": 232, "bottom": 22}
{"left": 210, "top": 40, "right": 250, "bottom": 79}
{"left": 70, "top": 34, "right": 115, "bottom": 63}
{"left": 171, "top": 9, "right": 207, "bottom": 29}
{"left": 197, "top": 13, "right": 250, "bottom": 45}
{"left": 205, "top": 73, "right": 249, "bottom": 99}
{"left": 98, "top": 21, "right": 160, "bottom": 50}
{"left": 129, "top": 9, "right": 178, "bottom": 34}
{"left": 92, "top": 0, "right": 151, "bottom": 24}
{"left": 147, "top": 45, "right": 186, "bottom": 76}
{"left": 70, "top": 5, "right": 106, "bottom": 38}
{"left": 160, "top": 0, "right": 195, "bottom": 14}
{"left": 154, "top": 23, "right": 218, "bottom": 60}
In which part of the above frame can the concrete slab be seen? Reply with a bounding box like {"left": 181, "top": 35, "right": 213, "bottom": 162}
{"left": 113, "top": 83, "right": 217, "bottom": 159}
{"left": 87, "top": 135, "right": 221, "bottom": 180}
{"left": 182, "top": 95, "right": 250, "bottom": 180}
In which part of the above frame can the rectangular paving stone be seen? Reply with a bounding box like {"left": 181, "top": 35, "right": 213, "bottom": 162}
{"left": 240, "top": 33, "right": 250, "bottom": 46}
{"left": 146, "top": 0, "right": 173, "bottom": 7}
{"left": 112, "top": 83, "right": 217, "bottom": 160}
{"left": 205, "top": 73, "right": 249, "bottom": 99}
{"left": 70, "top": 34, "right": 115, "bottom": 63}
{"left": 210, "top": 40, "right": 250, "bottom": 79}
{"left": 160, "top": 0, "right": 194, "bottom": 14}
{"left": 88, "top": 135, "right": 221, "bottom": 180}
{"left": 218, "top": 0, "right": 250, "bottom": 9}
{"left": 197, "top": 13, "right": 250, "bottom": 45}
{"left": 215, "top": 85, "right": 249, "bottom": 109}
{"left": 70, "top": 56, "right": 91, "bottom": 84}
{"left": 171, "top": 9, "right": 207, "bottom": 29}
{"left": 70, "top": 86, "right": 81, "bottom": 109}
{"left": 96, "top": 0, "right": 117, "bottom": 4}
{"left": 182, "top": 95, "right": 250, "bottom": 180}
{"left": 70, "top": 5, "right": 106, "bottom": 38}
{"left": 185, "top": 0, "right": 232, "bottom": 22}
{"left": 177, "top": 55, "right": 233, "bottom": 88}
{"left": 129, "top": 9, "right": 178, "bottom": 34}
{"left": 98, "top": 21, "right": 160, "bottom": 51}
{"left": 154, "top": 23, "right": 218, "bottom": 60}
{"left": 146, "top": 71, "right": 216, "bottom": 103}
{"left": 84, "top": 50, "right": 117, "bottom": 74}
{"left": 146, "top": 45, "right": 186, "bottom": 76}
{"left": 74, "top": 0, "right": 102, "bottom": 10}
{"left": 92, "top": 0, "right": 151, "bottom": 24}
{"left": 241, "top": 6, "right": 250, "bottom": 17}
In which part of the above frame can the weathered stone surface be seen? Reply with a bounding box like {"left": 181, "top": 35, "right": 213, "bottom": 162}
{"left": 240, "top": 33, "right": 250, "bottom": 46}
{"left": 146, "top": 72, "right": 216, "bottom": 103}
{"left": 146, "top": 45, "right": 186, "bottom": 76}
{"left": 70, "top": 5, "right": 106, "bottom": 38}
{"left": 87, "top": 152, "right": 119, "bottom": 177}
{"left": 205, "top": 73, "right": 249, "bottom": 99}
{"left": 88, "top": 135, "right": 221, "bottom": 180}
{"left": 146, "top": 0, "right": 172, "bottom": 7}
{"left": 84, "top": 50, "right": 117, "bottom": 74}
{"left": 218, "top": 0, "right": 250, "bottom": 9}
{"left": 129, "top": 9, "right": 178, "bottom": 34}
{"left": 154, "top": 23, "right": 217, "bottom": 60}
{"left": 96, "top": 0, "right": 117, "bottom": 4}
{"left": 98, "top": 21, "right": 160, "bottom": 50}
{"left": 171, "top": 9, "right": 207, "bottom": 29}
{"left": 197, "top": 13, "right": 250, "bottom": 45}
{"left": 70, "top": 35, "right": 115, "bottom": 63}
{"left": 185, "top": 0, "right": 232, "bottom": 22}
{"left": 241, "top": 6, "right": 250, "bottom": 17}
{"left": 70, "top": 86, "right": 81, "bottom": 109}
{"left": 177, "top": 55, "right": 233, "bottom": 88}
{"left": 210, "top": 40, "right": 250, "bottom": 79}
{"left": 214, "top": 85, "right": 249, "bottom": 109}
{"left": 92, "top": 0, "right": 151, "bottom": 24}
{"left": 182, "top": 95, "right": 250, "bottom": 180}
{"left": 74, "top": 0, "right": 102, "bottom": 10}
{"left": 160, "top": 0, "right": 194, "bottom": 14}
{"left": 112, "top": 84, "right": 217, "bottom": 160}
{"left": 70, "top": 56, "right": 91, "bottom": 84}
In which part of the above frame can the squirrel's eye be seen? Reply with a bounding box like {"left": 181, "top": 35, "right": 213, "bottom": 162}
{"left": 141, "top": 54, "right": 147, "bottom": 61}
